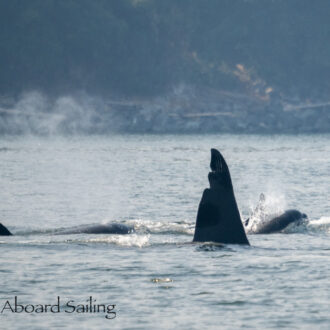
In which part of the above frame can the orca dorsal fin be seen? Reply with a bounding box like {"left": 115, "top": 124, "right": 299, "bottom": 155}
{"left": 194, "top": 149, "right": 250, "bottom": 245}
{"left": 0, "top": 223, "right": 13, "bottom": 236}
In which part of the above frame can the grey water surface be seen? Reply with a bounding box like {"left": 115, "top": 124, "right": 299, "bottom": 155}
{"left": 0, "top": 134, "right": 329, "bottom": 329}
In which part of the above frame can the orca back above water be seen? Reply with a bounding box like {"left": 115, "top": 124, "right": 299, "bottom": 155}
{"left": 245, "top": 210, "right": 307, "bottom": 234}
{"left": 56, "top": 223, "right": 133, "bottom": 235}
{"left": 193, "top": 149, "right": 250, "bottom": 245}
{"left": 0, "top": 222, "right": 133, "bottom": 236}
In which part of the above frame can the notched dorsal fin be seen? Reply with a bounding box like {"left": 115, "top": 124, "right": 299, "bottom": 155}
{"left": 209, "top": 148, "right": 233, "bottom": 189}
{"left": 210, "top": 148, "right": 223, "bottom": 172}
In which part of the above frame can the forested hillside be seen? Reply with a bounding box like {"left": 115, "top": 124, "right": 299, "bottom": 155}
{"left": 1, "top": 0, "right": 330, "bottom": 98}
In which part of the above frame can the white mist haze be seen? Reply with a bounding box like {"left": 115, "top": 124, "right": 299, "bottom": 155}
{"left": 1, "top": 86, "right": 329, "bottom": 135}
{"left": 0, "top": 91, "right": 119, "bottom": 135}
{"left": 0, "top": 87, "right": 197, "bottom": 135}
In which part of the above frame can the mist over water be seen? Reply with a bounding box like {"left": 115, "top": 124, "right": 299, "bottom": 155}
{"left": 2, "top": 88, "right": 330, "bottom": 136}
{"left": 0, "top": 134, "right": 329, "bottom": 329}
{"left": 0, "top": 91, "right": 115, "bottom": 135}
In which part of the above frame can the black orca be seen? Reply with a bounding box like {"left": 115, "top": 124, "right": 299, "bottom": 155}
{"left": 56, "top": 223, "right": 133, "bottom": 235}
{"left": 244, "top": 193, "right": 307, "bottom": 234}
{"left": 193, "top": 149, "right": 250, "bottom": 245}
{"left": 245, "top": 210, "right": 307, "bottom": 234}
{"left": 0, "top": 223, "right": 13, "bottom": 236}
{"left": 0, "top": 222, "right": 133, "bottom": 236}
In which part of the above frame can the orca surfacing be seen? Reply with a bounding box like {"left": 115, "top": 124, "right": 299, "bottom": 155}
{"left": 193, "top": 149, "right": 250, "bottom": 245}
{"left": 245, "top": 209, "right": 307, "bottom": 234}
{"left": 0, "top": 222, "right": 133, "bottom": 236}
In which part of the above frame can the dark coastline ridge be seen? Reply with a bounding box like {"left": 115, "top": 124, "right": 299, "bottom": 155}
{"left": 0, "top": 88, "right": 330, "bottom": 135}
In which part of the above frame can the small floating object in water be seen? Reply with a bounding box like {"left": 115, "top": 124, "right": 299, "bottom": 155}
{"left": 151, "top": 278, "right": 173, "bottom": 283}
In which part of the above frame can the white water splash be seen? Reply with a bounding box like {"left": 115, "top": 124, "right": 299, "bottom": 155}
{"left": 86, "top": 234, "right": 150, "bottom": 247}
{"left": 245, "top": 192, "right": 287, "bottom": 233}
{"left": 307, "top": 217, "right": 330, "bottom": 234}
{"left": 123, "top": 219, "right": 194, "bottom": 235}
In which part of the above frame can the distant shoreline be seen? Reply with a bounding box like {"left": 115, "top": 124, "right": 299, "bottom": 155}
{"left": 1, "top": 89, "right": 329, "bottom": 135}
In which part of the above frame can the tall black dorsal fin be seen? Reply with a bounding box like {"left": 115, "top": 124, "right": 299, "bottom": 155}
{"left": 194, "top": 149, "right": 249, "bottom": 245}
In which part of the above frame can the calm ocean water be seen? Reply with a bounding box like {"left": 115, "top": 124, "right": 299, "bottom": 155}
{"left": 1, "top": 134, "right": 329, "bottom": 329}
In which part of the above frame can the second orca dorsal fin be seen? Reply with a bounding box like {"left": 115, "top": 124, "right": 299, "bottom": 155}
{"left": 0, "top": 223, "right": 13, "bottom": 236}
